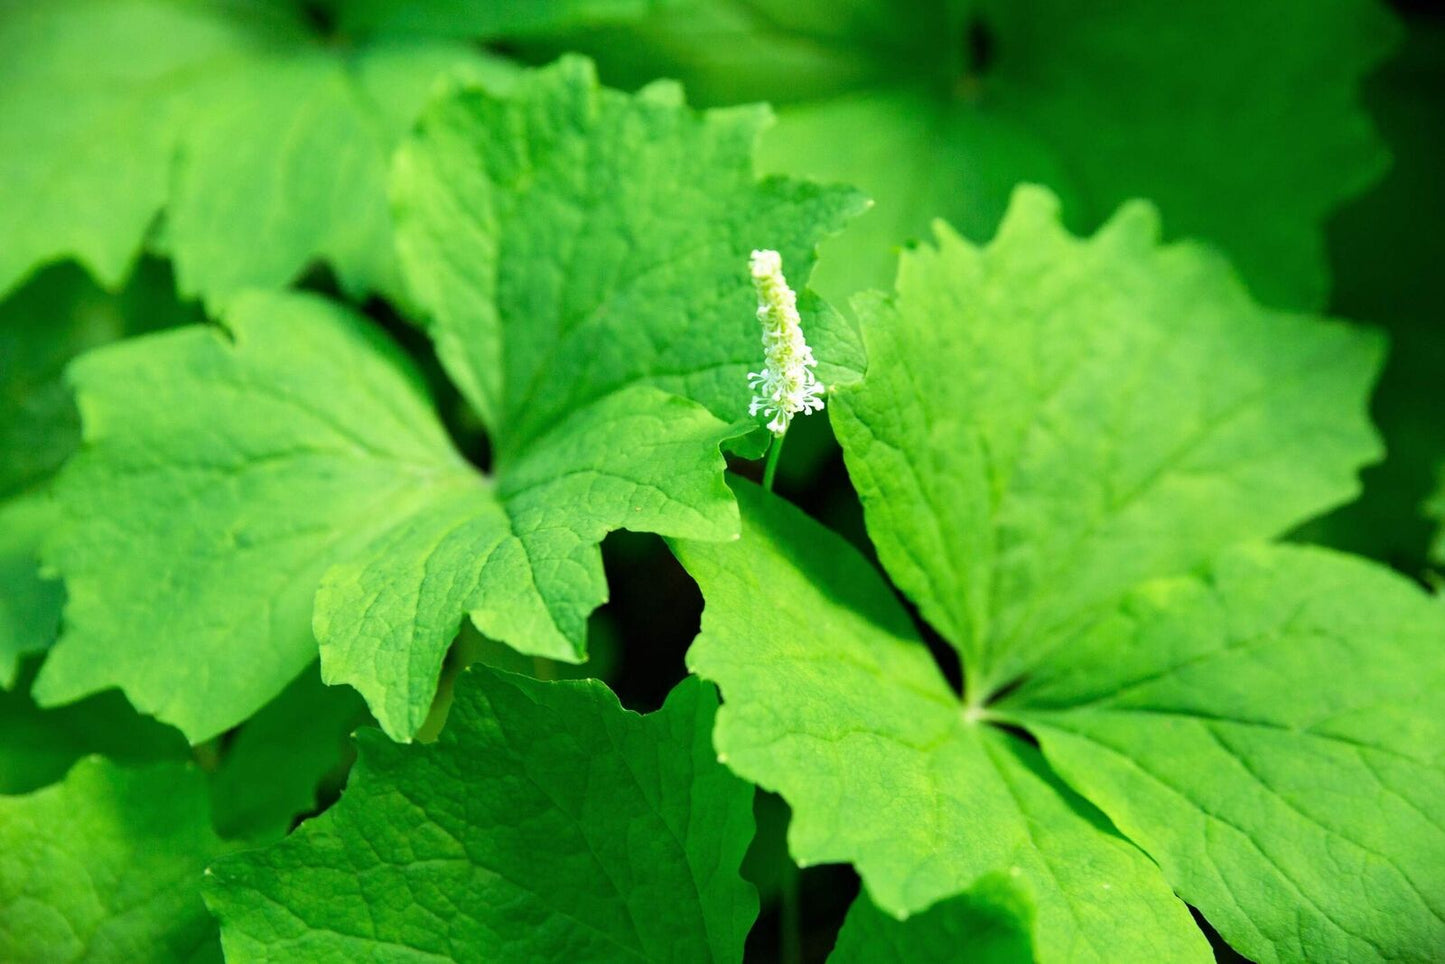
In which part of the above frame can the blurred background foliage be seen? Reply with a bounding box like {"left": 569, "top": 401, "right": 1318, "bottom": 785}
{"left": 1, "top": 0, "right": 1442, "bottom": 959}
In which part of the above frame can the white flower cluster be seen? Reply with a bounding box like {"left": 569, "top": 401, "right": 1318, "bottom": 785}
{"left": 747, "top": 249, "right": 824, "bottom": 436}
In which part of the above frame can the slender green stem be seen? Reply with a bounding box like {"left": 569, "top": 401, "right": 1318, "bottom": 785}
{"left": 780, "top": 856, "right": 802, "bottom": 964}
{"left": 191, "top": 738, "right": 222, "bottom": 773}
{"left": 762, "top": 432, "right": 786, "bottom": 492}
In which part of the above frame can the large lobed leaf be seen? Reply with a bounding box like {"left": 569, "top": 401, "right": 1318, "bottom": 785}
{"left": 205, "top": 669, "right": 758, "bottom": 962}
{"left": 674, "top": 189, "right": 1441, "bottom": 962}
{"left": 392, "top": 54, "right": 866, "bottom": 441}
{"left": 997, "top": 545, "right": 1445, "bottom": 962}
{"left": 675, "top": 482, "right": 1212, "bottom": 963}
{"left": 831, "top": 185, "right": 1383, "bottom": 698}
{"left": 0, "top": 0, "right": 499, "bottom": 306}
{"left": 37, "top": 290, "right": 729, "bottom": 742}
{"left": 0, "top": 260, "right": 199, "bottom": 686}
{"left": 39, "top": 290, "right": 481, "bottom": 741}
{"left": 0, "top": 757, "right": 238, "bottom": 963}
{"left": 41, "top": 58, "right": 861, "bottom": 742}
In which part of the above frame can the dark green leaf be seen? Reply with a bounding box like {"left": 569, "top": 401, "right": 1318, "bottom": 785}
{"left": 205, "top": 670, "right": 757, "bottom": 962}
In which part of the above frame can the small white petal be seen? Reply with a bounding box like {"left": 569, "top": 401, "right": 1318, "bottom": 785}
{"left": 746, "top": 249, "right": 825, "bottom": 436}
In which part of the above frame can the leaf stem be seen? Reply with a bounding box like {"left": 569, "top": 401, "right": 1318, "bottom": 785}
{"left": 191, "top": 738, "right": 222, "bottom": 773}
{"left": 781, "top": 855, "right": 802, "bottom": 964}
{"left": 762, "top": 432, "right": 786, "bottom": 492}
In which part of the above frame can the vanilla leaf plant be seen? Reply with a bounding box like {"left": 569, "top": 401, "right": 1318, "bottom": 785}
{"left": 0, "top": 5, "right": 1438, "bottom": 960}
{"left": 674, "top": 188, "right": 1445, "bottom": 963}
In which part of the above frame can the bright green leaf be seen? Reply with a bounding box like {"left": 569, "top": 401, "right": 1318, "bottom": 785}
{"left": 42, "top": 285, "right": 737, "bottom": 743}
{"left": 831, "top": 186, "right": 1383, "bottom": 697}
{"left": 392, "top": 54, "right": 867, "bottom": 439}
{"left": 829, "top": 877, "right": 1033, "bottom": 964}
{"left": 164, "top": 31, "right": 497, "bottom": 307}
{"left": 0, "top": 757, "right": 237, "bottom": 963}
{"left": 0, "top": 0, "right": 241, "bottom": 296}
{"left": 38, "top": 290, "right": 469, "bottom": 741}
{"left": 317, "top": 381, "right": 739, "bottom": 736}
{"left": 0, "top": 0, "right": 493, "bottom": 306}
{"left": 204, "top": 670, "right": 758, "bottom": 962}
{"left": 674, "top": 482, "right": 1211, "bottom": 963}
{"left": 996, "top": 544, "right": 1445, "bottom": 963}
{"left": 0, "top": 259, "right": 198, "bottom": 682}
{"left": 44, "top": 58, "right": 860, "bottom": 742}
{"left": 675, "top": 189, "right": 1413, "bottom": 962}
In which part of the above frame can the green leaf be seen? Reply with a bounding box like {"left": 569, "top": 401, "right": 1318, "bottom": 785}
{"left": 995, "top": 544, "right": 1445, "bottom": 963}
{"left": 164, "top": 30, "right": 496, "bottom": 307}
{"left": 1431, "top": 471, "right": 1445, "bottom": 565}
{"left": 334, "top": 0, "right": 650, "bottom": 39}
{"left": 42, "top": 286, "right": 736, "bottom": 743}
{"left": 829, "top": 878, "right": 1034, "bottom": 964}
{"left": 206, "top": 664, "right": 370, "bottom": 843}
{"left": 674, "top": 482, "right": 1211, "bottom": 963}
{"left": 0, "top": 494, "right": 62, "bottom": 688}
{"left": 0, "top": 259, "right": 196, "bottom": 500}
{"left": 0, "top": 0, "right": 241, "bottom": 296}
{"left": 518, "top": 0, "right": 951, "bottom": 107}
{"left": 0, "top": 259, "right": 199, "bottom": 682}
{"left": 204, "top": 670, "right": 757, "bottom": 962}
{"left": 0, "top": 662, "right": 190, "bottom": 796}
{"left": 0, "top": 0, "right": 493, "bottom": 306}
{"left": 315, "top": 382, "right": 741, "bottom": 737}
{"left": 549, "top": 0, "right": 1398, "bottom": 308}
{"left": 1, "top": 656, "right": 369, "bottom": 845}
{"left": 830, "top": 186, "right": 1383, "bottom": 697}
{"left": 1302, "top": 21, "right": 1445, "bottom": 568}
{"left": 39, "top": 290, "right": 466, "bottom": 741}
{"left": 44, "top": 57, "right": 860, "bottom": 743}
{"left": 0, "top": 757, "right": 237, "bottom": 963}
{"left": 392, "top": 54, "right": 867, "bottom": 439}
{"left": 677, "top": 188, "right": 1435, "bottom": 961}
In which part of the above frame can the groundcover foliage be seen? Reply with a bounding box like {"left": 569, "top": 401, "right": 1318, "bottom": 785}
{"left": 1, "top": 1, "right": 1441, "bottom": 961}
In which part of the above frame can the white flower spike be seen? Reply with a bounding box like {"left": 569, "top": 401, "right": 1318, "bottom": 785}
{"left": 747, "top": 249, "right": 824, "bottom": 436}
